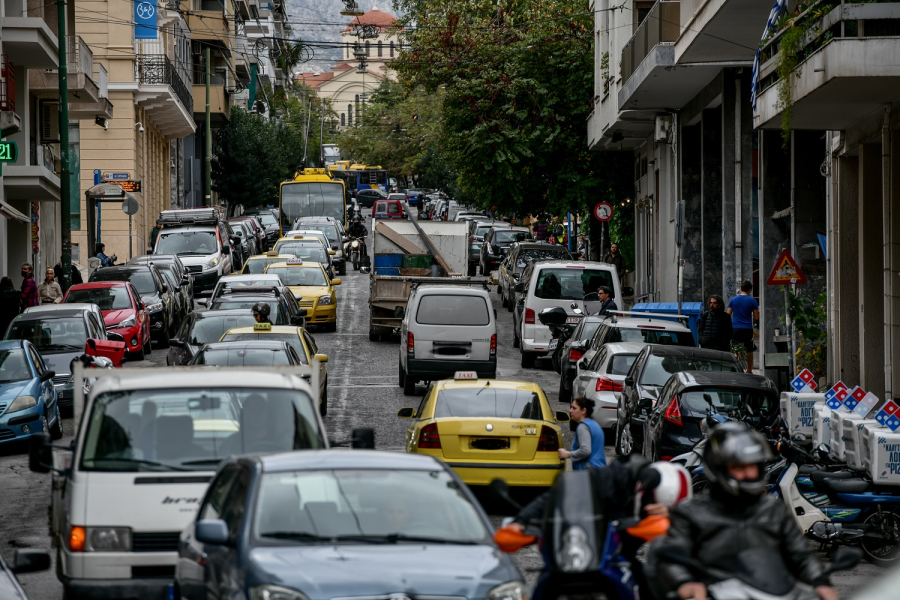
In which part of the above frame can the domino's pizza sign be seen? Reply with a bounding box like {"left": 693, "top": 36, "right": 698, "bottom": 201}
{"left": 790, "top": 369, "right": 817, "bottom": 393}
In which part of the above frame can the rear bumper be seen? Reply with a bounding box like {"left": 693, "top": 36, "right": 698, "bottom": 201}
{"left": 191, "top": 269, "right": 219, "bottom": 293}
{"left": 406, "top": 357, "right": 496, "bottom": 381}
{"left": 521, "top": 338, "right": 552, "bottom": 355}
{"left": 448, "top": 461, "right": 564, "bottom": 487}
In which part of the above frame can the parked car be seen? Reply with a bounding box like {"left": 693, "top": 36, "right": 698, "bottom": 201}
{"left": 466, "top": 220, "right": 513, "bottom": 276}
{"left": 228, "top": 219, "right": 259, "bottom": 262}
{"left": 0, "top": 543, "right": 51, "bottom": 599}
{"left": 557, "top": 315, "right": 607, "bottom": 402}
{"left": 89, "top": 264, "right": 178, "bottom": 346}
{"left": 63, "top": 281, "right": 152, "bottom": 360}
{"left": 241, "top": 209, "right": 281, "bottom": 247}
{"left": 0, "top": 339, "right": 63, "bottom": 443}
{"left": 571, "top": 342, "right": 643, "bottom": 434}
{"left": 455, "top": 211, "right": 486, "bottom": 222}
{"left": 642, "top": 371, "right": 778, "bottom": 461}
{"left": 479, "top": 227, "right": 532, "bottom": 275}
{"left": 617, "top": 345, "right": 744, "bottom": 456}
{"left": 388, "top": 192, "right": 407, "bottom": 204}
{"left": 357, "top": 188, "right": 388, "bottom": 208}
{"left": 231, "top": 215, "right": 268, "bottom": 252}
{"left": 586, "top": 314, "right": 696, "bottom": 361}
{"left": 498, "top": 241, "right": 572, "bottom": 310}
{"left": 373, "top": 199, "right": 406, "bottom": 221}
{"left": 167, "top": 310, "right": 258, "bottom": 365}
{"left": 128, "top": 254, "right": 194, "bottom": 308}
{"left": 175, "top": 451, "right": 522, "bottom": 600}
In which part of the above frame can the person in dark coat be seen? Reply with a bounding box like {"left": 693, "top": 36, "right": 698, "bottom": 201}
{"left": 0, "top": 276, "right": 21, "bottom": 334}
{"left": 54, "top": 258, "right": 83, "bottom": 293}
{"left": 698, "top": 295, "right": 732, "bottom": 352}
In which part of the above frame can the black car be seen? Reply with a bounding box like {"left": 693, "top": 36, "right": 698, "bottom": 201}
{"left": 0, "top": 546, "right": 50, "bottom": 599}
{"left": 206, "top": 286, "right": 306, "bottom": 327}
{"left": 558, "top": 315, "right": 606, "bottom": 403}
{"left": 242, "top": 209, "right": 281, "bottom": 247}
{"left": 90, "top": 265, "right": 178, "bottom": 345}
{"left": 128, "top": 254, "right": 194, "bottom": 306}
{"left": 616, "top": 345, "right": 743, "bottom": 455}
{"left": 167, "top": 309, "right": 258, "bottom": 365}
{"left": 641, "top": 371, "right": 778, "bottom": 462}
{"left": 479, "top": 227, "right": 532, "bottom": 275}
{"left": 292, "top": 218, "right": 346, "bottom": 275}
{"left": 357, "top": 188, "right": 388, "bottom": 208}
{"left": 189, "top": 340, "right": 303, "bottom": 367}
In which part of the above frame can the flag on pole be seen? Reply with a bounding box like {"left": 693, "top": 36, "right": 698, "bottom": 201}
{"left": 750, "top": 0, "right": 789, "bottom": 110}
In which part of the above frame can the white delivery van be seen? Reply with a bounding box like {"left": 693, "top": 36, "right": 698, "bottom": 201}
{"left": 31, "top": 363, "right": 326, "bottom": 600}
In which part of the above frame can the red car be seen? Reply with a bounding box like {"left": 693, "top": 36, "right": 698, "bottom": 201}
{"left": 63, "top": 282, "right": 152, "bottom": 360}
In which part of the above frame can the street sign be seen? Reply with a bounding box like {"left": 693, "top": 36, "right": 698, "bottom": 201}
{"left": 108, "top": 180, "right": 142, "bottom": 193}
{"left": 0, "top": 140, "right": 18, "bottom": 162}
{"left": 122, "top": 196, "right": 139, "bottom": 216}
{"left": 593, "top": 202, "right": 613, "bottom": 222}
{"left": 101, "top": 171, "right": 131, "bottom": 181}
{"left": 766, "top": 248, "right": 807, "bottom": 285}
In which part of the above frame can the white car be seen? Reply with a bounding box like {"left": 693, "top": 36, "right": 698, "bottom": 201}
{"left": 571, "top": 342, "right": 644, "bottom": 429}
{"left": 154, "top": 208, "right": 238, "bottom": 294}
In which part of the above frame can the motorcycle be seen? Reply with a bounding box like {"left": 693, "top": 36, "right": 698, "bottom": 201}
{"left": 537, "top": 306, "right": 582, "bottom": 374}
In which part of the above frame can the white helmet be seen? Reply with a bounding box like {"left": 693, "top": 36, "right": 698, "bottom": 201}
{"left": 633, "top": 461, "right": 692, "bottom": 516}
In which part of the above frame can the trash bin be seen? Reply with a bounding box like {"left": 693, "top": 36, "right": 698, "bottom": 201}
{"left": 631, "top": 302, "right": 703, "bottom": 344}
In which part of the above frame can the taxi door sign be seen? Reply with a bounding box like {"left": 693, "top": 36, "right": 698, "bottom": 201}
{"left": 766, "top": 249, "right": 807, "bottom": 285}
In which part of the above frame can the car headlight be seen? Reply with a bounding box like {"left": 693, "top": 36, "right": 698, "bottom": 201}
{"left": 486, "top": 581, "right": 529, "bottom": 600}
{"left": 318, "top": 295, "right": 333, "bottom": 305}
{"left": 114, "top": 315, "right": 137, "bottom": 329}
{"left": 8, "top": 395, "right": 37, "bottom": 413}
{"left": 334, "top": 249, "right": 343, "bottom": 257}
{"left": 205, "top": 257, "right": 219, "bottom": 270}
{"left": 555, "top": 525, "right": 593, "bottom": 572}
{"left": 146, "top": 302, "right": 164, "bottom": 313}
{"left": 86, "top": 527, "right": 132, "bottom": 552}
{"left": 250, "top": 585, "right": 310, "bottom": 600}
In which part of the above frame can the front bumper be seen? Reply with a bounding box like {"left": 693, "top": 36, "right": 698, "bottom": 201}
{"left": 55, "top": 380, "right": 74, "bottom": 408}
{"left": 60, "top": 574, "right": 174, "bottom": 600}
{"left": 307, "top": 304, "right": 337, "bottom": 324}
{"left": 0, "top": 410, "right": 44, "bottom": 445}
{"left": 108, "top": 324, "right": 142, "bottom": 352}
{"left": 148, "top": 311, "right": 166, "bottom": 336}
{"left": 191, "top": 269, "right": 219, "bottom": 293}
{"left": 406, "top": 357, "right": 497, "bottom": 381}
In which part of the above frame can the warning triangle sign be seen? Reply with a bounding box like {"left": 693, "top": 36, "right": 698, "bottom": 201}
{"left": 766, "top": 249, "right": 807, "bottom": 285}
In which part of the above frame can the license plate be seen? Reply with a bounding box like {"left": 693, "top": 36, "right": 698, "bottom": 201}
{"left": 549, "top": 339, "right": 558, "bottom": 350}
{"left": 566, "top": 316, "right": 582, "bottom": 324}
{"left": 470, "top": 438, "right": 510, "bottom": 450}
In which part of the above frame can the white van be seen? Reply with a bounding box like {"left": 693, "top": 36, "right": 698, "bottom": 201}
{"left": 513, "top": 260, "right": 628, "bottom": 368}
{"left": 32, "top": 363, "right": 326, "bottom": 600}
{"left": 154, "top": 208, "right": 240, "bottom": 294}
{"left": 399, "top": 283, "right": 497, "bottom": 395}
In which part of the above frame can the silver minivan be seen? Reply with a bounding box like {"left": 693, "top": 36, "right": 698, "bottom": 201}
{"left": 399, "top": 284, "right": 497, "bottom": 395}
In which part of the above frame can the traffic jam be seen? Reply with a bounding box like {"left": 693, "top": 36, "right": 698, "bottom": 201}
{"left": 0, "top": 174, "right": 894, "bottom": 599}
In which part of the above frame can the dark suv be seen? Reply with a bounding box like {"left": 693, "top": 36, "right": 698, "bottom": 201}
{"left": 89, "top": 265, "right": 179, "bottom": 345}
{"left": 357, "top": 189, "right": 388, "bottom": 208}
{"left": 479, "top": 227, "right": 532, "bottom": 275}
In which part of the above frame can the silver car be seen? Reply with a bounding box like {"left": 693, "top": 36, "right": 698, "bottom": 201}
{"left": 571, "top": 342, "right": 643, "bottom": 430}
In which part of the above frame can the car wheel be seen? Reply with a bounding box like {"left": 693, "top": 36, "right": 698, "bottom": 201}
{"left": 521, "top": 352, "right": 536, "bottom": 368}
{"left": 403, "top": 373, "right": 416, "bottom": 396}
{"left": 143, "top": 333, "right": 152, "bottom": 356}
{"left": 42, "top": 413, "right": 50, "bottom": 436}
{"left": 501, "top": 289, "right": 508, "bottom": 308}
{"left": 558, "top": 375, "right": 572, "bottom": 403}
{"left": 513, "top": 328, "right": 520, "bottom": 349}
{"left": 339, "top": 263, "right": 347, "bottom": 276}
{"left": 468, "top": 262, "right": 476, "bottom": 277}
{"left": 369, "top": 328, "right": 379, "bottom": 342}
{"left": 157, "top": 332, "right": 169, "bottom": 349}
{"left": 507, "top": 293, "right": 515, "bottom": 312}
{"left": 319, "top": 385, "right": 328, "bottom": 417}
{"left": 130, "top": 344, "right": 145, "bottom": 361}
{"left": 325, "top": 321, "right": 337, "bottom": 333}
{"left": 49, "top": 408, "right": 63, "bottom": 440}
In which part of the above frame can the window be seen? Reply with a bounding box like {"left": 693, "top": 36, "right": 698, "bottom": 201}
{"left": 348, "top": 105, "right": 353, "bottom": 125}
{"left": 606, "top": 327, "right": 696, "bottom": 347}
{"left": 390, "top": 41, "right": 395, "bottom": 57}
{"left": 415, "top": 295, "right": 490, "bottom": 326}
{"left": 378, "top": 41, "right": 383, "bottom": 57}
{"left": 640, "top": 354, "right": 739, "bottom": 387}
{"left": 534, "top": 268, "right": 614, "bottom": 301}
{"left": 608, "top": 354, "right": 638, "bottom": 376}
{"left": 365, "top": 41, "right": 371, "bottom": 56}
{"left": 434, "top": 389, "right": 543, "bottom": 420}
{"left": 65, "top": 286, "right": 132, "bottom": 311}
{"left": 200, "top": 466, "right": 241, "bottom": 521}
{"left": 341, "top": 113, "right": 345, "bottom": 127}
{"left": 221, "top": 467, "right": 250, "bottom": 538}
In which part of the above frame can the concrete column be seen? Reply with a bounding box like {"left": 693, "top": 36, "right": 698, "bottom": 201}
{"left": 859, "top": 143, "right": 885, "bottom": 397}
{"left": 832, "top": 155, "right": 860, "bottom": 385}
{"left": 702, "top": 106, "right": 723, "bottom": 303}
{"left": 681, "top": 123, "right": 703, "bottom": 302}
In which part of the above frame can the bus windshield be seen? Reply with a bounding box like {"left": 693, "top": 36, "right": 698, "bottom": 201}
{"left": 280, "top": 182, "right": 345, "bottom": 230}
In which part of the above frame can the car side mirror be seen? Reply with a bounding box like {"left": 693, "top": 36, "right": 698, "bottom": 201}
{"left": 107, "top": 332, "right": 125, "bottom": 343}
{"left": 577, "top": 360, "right": 587, "bottom": 370}
{"left": 181, "top": 276, "right": 190, "bottom": 285}
{"left": 514, "top": 282, "right": 524, "bottom": 293}
{"left": 555, "top": 411, "right": 571, "bottom": 422}
{"left": 638, "top": 398, "right": 653, "bottom": 410}
{"left": 28, "top": 433, "right": 52, "bottom": 473}
{"left": 329, "top": 250, "right": 336, "bottom": 255}
{"left": 230, "top": 235, "right": 241, "bottom": 244}
{"left": 12, "top": 549, "right": 51, "bottom": 574}
{"left": 314, "top": 353, "right": 329, "bottom": 363}
{"left": 397, "top": 407, "right": 415, "bottom": 418}
{"left": 195, "top": 520, "right": 230, "bottom": 545}
{"left": 40, "top": 370, "right": 56, "bottom": 382}
{"left": 625, "top": 376, "right": 634, "bottom": 387}
{"left": 86, "top": 338, "right": 97, "bottom": 350}
{"left": 622, "top": 286, "right": 635, "bottom": 297}
{"left": 197, "top": 299, "right": 207, "bottom": 306}
{"left": 332, "top": 279, "right": 342, "bottom": 286}
{"left": 169, "top": 339, "right": 186, "bottom": 348}
{"left": 512, "top": 273, "right": 520, "bottom": 279}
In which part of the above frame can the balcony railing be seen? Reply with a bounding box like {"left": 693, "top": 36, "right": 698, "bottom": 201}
{"left": 135, "top": 54, "right": 193, "bottom": 114}
{"left": 67, "top": 36, "right": 93, "bottom": 76}
{"left": 621, "top": 1, "right": 681, "bottom": 84}
{"left": 0, "top": 56, "right": 14, "bottom": 112}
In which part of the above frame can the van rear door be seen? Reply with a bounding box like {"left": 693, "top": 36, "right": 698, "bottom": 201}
{"left": 413, "top": 293, "right": 493, "bottom": 361}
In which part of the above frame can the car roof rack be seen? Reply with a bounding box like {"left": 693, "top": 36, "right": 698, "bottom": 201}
{"left": 607, "top": 310, "right": 690, "bottom": 323}
{"left": 157, "top": 207, "right": 223, "bottom": 227}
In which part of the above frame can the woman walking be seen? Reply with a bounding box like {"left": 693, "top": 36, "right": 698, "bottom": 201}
{"left": 558, "top": 397, "right": 606, "bottom": 469}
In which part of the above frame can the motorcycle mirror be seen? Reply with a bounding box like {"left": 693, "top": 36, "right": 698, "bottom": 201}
{"left": 488, "top": 478, "right": 522, "bottom": 511}
{"left": 826, "top": 547, "right": 862, "bottom": 574}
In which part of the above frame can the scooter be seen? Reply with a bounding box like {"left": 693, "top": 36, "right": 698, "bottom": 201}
{"left": 537, "top": 306, "right": 582, "bottom": 374}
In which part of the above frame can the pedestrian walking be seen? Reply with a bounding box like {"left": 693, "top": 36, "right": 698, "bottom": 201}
{"left": 597, "top": 285, "right": 618, "bottom": 316}
{"left": 603, "top": 242, "right": 626, "bottom": 282}
{"left": 698, "top": 295, "right": 732, "bottom": 352}
{"left": 727, "top": 280, "right": 760, "bottom": 371}
{"left": 38, "top": 268, "right": 64, "bottom": 304}
{"left": 19, "top": 263, "right": 38, "bottom": 311}
{"left": 558, "top": 397, "right": 606, "bottom": 470}
{"left": 54, "top": 257, "right": 82, "bottom": 293}
{"left": 0, "top": 277, "right": 21, "bottom": 334}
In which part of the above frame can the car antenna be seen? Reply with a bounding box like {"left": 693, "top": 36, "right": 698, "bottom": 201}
{"left": 475, "top": 380, "right": 491, "bottom": 395}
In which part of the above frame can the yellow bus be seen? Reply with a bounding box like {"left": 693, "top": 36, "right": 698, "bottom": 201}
{"left": 278, "top": 168, "right": 347, "bottom": 233}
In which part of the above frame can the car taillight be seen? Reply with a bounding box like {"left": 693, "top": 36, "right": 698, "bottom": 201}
{"left": 490, "top": 334, "right": 497, "bottom": 356}
{"left": 470, "top": 236, "right": 478, "bottom": 242}
{"left": 537, "top": 425, "right": 560, "bottom": 452}
{"left": 418, "top": 422, "right": 441, "bottom": 449}
{"left": 569, "top": 349, "right": 583, "bottom": 362}
{"left": 596, "top": 377, "right": 623, "bottom": 392}
{"left": 407, "top": 332, "right": 414, "bottom": 354}
{"left": 525, "top": 308, "right": 535, "bottom": 324}
{"left": 664, "top": 399, "right": 683, "bottom": 425}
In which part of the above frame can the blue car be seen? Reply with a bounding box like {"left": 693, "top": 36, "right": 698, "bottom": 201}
{"left": 0, "top": 340, "right": 63, "bottom": 445}
{"left": 176, "top": 451, "right": 525, "bottom": 600}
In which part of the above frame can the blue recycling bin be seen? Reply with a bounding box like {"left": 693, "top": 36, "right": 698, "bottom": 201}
{"left": 631, "top": 302, "right": 703, "bottom": 345}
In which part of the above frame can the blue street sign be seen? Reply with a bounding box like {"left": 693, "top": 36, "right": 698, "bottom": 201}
{"left": 135, "top": 1, "right": 157, "bottom": 40}
{"left": 102, "top": 172, "right": 131, "bottom": 181}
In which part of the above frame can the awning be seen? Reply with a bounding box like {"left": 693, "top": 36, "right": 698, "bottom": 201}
{"left": 0, "top": 199, "right": 30, "bottom": 223}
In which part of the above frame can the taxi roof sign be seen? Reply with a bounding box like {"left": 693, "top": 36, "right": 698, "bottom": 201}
{"left": 454, "top": 371, "right": 479, "bottom": 380}
{"left": 292, "top": 235, "right": 305, "bottom": 239}
{"left": 287, "top": 258, "right": 303, "bottom": 264}
{"left": 253, "top": 322, "right": 272, "bottom": 331}
{"left": 266, "top": 250, "right": 280, "bottom": 256}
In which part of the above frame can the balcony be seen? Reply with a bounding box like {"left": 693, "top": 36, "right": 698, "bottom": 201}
{"left": 30, "top": 37, "right": 114, "bottom": 120}
{"left": 0, "top": 15, "right": 58, "bottom": 69}
{"left": 186, "top": 10, "right": 230, "bottom": 42}
{"left": 753, "top": 1, "right": 900, "bottom": 131}
{"left": 676, "top": 0, "right": 774, "bottom": 63}
{"left": 4, "top": 143, "right": 61, "bottom": 201}
{"left": 191, "top": 70, "right": 230, "bottom": 122}
{"left": 133, "top": 54, "right": 195, "bottom": 138}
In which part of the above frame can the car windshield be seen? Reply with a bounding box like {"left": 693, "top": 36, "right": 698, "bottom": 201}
{"left": 65, "top": 287, "right": 132, "bottom": 311}
{"left": 208, "top": 300, "right": 282, "bottom": 322}
{"left": 434, "top": 388, "right": 543, "bottom": 419}
{"left": 160, "top": 269, "right": 179, "bottom": 290}
{"left": 276, "top": 245, "right": 329, "bottom": 263}
{"left": 6, "top": 318, "right": 86, "bottom": 350}
{"left": 297, "top": 224, "right": 339, "bottom": 244}
{"left": 608, "top": 354, "right": 638, "bottom": 375}
{"left": 494, "top": 230, "right": 531, "bottom": 244}
{"left": 474, "top": 225, "right": 500, "bottom": 238}
{"left": 0, "top": 349, "right": 31, "bottom": 383}
{"left": 252, "top": 213, "right": 278, "bottom": 226}
{"left": 534, "top": 268, "right": 614, "bottom": 301}
{"left": 156, "top": 231, "right": 218, "bottom": 256}
{"left": 193, "top": 347, "right": 292, "bottom": 366}
{"left": 608, "top": 328, "right": 697, "bottom": 347}
{"left": 415, "top": 295, "right": 490, "bottom": 326}
{"left": 641, "top": 355, "right": 739, "bottom": 387}
{"left": 187, "top": 314, "right": 258, "bottom": 345}
{"left": 266, "top": 267, "right": 328, "bottom": 287}
{"left": 244, "top": 258, "right": 286, "bottom": 274}
{"left": 277, "top": 237, "right": 327, "bottom": 252}
{"left": 679, "top": 387, "right": 776, "bottom": 416}
{"left": 92, "top": 270, "right": 157, "bottom": 295}
{"left": 253, "top": 469, "right": 489, "bottom": 544}
{"left": 520, "top": 248, "right": 571, "bottom": 263}
{"left": 80, "top": 387, "right": 324, "bottom": 472}
{"left": 220, "top": 334, "right": 308, "bottom": 363}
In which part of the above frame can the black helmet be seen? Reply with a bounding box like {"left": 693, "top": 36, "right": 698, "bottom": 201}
{"left": 702, "top": 422, "right": 773, "bottom": 498}
{"left": 252, "top": 302, "right": 271, "bottom": 318}
{"left": 353, "top": 215, "right": 362, "bottom": 222}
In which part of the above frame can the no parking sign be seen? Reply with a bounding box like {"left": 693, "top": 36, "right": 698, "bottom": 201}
{"left": 593, "top": 202, "right": 613, "bottom": 222}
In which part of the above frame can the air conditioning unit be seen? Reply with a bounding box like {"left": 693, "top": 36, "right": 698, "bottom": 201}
{"left": 40, "top": 100, "right": 60, "bottom": 144}
{"left": 654, "top": 115, "right": 672, "bottom": 143}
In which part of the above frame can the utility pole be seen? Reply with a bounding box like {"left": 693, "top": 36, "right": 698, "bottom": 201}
{"left": 204, "top": 47, "right": 211, "bottom": 205}
{"left": 319, "top": 99, "right": 325, "bottom": 167}
{"left": 58, "top": 0, "right": 72, "bottom": 290}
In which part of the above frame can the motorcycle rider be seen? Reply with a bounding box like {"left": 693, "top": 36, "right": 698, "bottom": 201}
{"left": 648, "top": 422, "right": 839, "bottom": 600}
{"left": 252, "top": 302, "right": 272, "bottom": 325}
{"left": 347, "top": 215, "right": 369, "bottom": 258}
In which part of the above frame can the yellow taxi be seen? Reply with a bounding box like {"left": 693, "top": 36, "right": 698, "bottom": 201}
{"left": 264, "top": 259, "right": 341, "bottom": 331}
{"left": 219, "top": 322, "right": 331, "bottom": 415}
{"left": 240, "top": 251, "right": 295, "bottom": 275}
{"left": 397, "top": 373, "right": 570, "bottom": 488}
